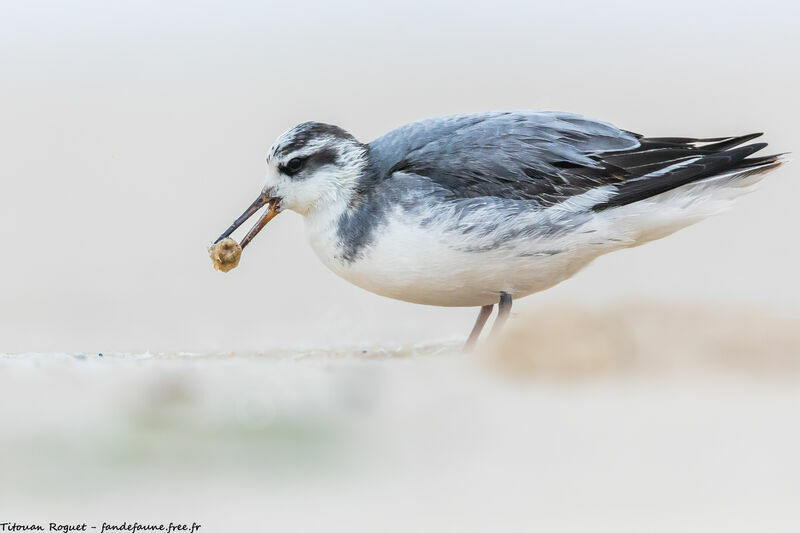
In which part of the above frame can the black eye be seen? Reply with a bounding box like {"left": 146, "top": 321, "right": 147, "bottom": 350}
{"left": 283, "top": 157, "right": 304, "bottom": 175}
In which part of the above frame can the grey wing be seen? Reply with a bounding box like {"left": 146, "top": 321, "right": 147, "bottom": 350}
{"left": 367, "top": 111, "right": 776, "bottom": 210}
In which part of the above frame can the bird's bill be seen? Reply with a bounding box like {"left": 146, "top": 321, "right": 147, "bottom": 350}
{"left": 214, "top": 194, "right": 281, "bottom": 249}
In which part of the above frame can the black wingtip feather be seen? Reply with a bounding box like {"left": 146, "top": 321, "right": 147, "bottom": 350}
{"left": 701, "top": 133, "right": 763, "bottom": 151}
{"left": 592, "top": 139, "right": 778, "bottom": 211}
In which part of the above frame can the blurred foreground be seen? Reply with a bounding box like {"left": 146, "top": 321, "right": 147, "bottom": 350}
{"left": 1, "top": 303, "right": 799, "bottom": 532}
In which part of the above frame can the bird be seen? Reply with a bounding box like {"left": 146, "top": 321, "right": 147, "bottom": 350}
{"left": 213, "top": 111, "right": 784, "bottom": 349}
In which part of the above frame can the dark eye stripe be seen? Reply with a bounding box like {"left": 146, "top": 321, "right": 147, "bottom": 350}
{"left": 312, "top": 148, "right": 338, "bottom": 168}
{"left": 278, "top": 149, "right": 341, "bottom": 178}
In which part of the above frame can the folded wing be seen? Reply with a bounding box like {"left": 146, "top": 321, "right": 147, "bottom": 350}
{"left": 368, "top": 111, "right": 780, "bottom": 211}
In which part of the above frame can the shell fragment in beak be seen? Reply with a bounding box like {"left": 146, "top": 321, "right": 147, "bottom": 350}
{"left": 209, "top": 238, "right": 242, "bottom": 272}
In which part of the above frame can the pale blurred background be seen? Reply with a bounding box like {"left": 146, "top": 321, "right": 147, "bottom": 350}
{"left": 1, "top": 1, "right": 799, "bottom": 531}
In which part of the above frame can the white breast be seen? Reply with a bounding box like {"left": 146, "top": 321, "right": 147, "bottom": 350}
{"left": 302, "top": 200, "right": 613, "bottom": 307}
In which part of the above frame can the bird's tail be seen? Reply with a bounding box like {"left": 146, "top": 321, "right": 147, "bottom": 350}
{"left": 593, "top": 134, "right": 785, "bottom": 211}
{"left": 593, "top": 142, "right": 787, "bottom": 247}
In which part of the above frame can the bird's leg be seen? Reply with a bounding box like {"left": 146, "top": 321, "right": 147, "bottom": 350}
{"left": 488, "top": 292, "right": 513, "bottom": 339}
{"left": 464, "top": 304, "right": 494, "bottom": 351}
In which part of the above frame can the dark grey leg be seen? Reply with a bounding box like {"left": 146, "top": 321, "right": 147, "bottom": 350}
{"left": 489, "top": 292, "right": 513, "bottom": 339}
{"left": 464, "top": 304, "right": 494, "bottom": 351}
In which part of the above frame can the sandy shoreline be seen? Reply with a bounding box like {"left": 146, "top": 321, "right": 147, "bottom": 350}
{"left": 2, "top": 304, "right": 799, "bottom": 531}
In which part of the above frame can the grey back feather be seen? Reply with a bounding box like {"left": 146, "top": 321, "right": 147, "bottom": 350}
{"left": 367, "top": 111, "right": 640, "bottom": 207}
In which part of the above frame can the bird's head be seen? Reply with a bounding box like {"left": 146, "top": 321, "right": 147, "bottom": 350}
{"left": 214, "top": 121, "right": 367, "bottom": 249}
{"left": 265, "top": 122, "right": 367, "bottom": 215}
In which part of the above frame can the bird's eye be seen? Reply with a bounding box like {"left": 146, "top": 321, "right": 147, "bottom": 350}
{"left": 283, "top": 157, "right": 304, "bottom": 175}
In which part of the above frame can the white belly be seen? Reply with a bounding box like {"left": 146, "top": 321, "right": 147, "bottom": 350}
{"left": 304, "top": 207, "right": 609, "bottom": 307}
